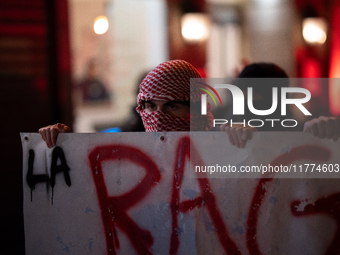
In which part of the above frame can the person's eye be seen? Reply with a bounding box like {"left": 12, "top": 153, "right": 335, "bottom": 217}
{"left": 145, "top": 103, "right": 156, "bottom": 111}
{"left": 167, "top": 104, "right": 179, "bottom": 111}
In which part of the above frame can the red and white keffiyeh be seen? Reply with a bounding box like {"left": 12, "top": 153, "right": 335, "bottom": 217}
{"left": 141, "top": 111, "right": 191, "bottom": 132}
{"left": 136, "top": 59, "right": 213, "bottom": 132}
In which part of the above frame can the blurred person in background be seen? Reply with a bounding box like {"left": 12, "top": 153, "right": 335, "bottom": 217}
{"left": 78, "top": 59, "right": 111, "bottom": 103}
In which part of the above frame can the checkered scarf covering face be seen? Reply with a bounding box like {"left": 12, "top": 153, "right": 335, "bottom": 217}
{"left": 136, "top": 59, "right": 213, "bottom": 132}
{"left": 141, "top": 110, "right": 191, "bottom": 132}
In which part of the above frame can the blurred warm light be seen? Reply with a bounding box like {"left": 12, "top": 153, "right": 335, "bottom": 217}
{"left": 181, "top": 13, "right": 210, "bottom": 43}
{"left": 94, "top": 16, "right": 109, "bottom": 35}
{"left": 254, "top": 0, "right": 280, "bottom": 6}
{"left": 302, "top": 18, "right": 327, "bottom": 44}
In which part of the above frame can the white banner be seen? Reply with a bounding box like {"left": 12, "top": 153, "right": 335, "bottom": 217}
{"left": 21, "top": 132, "right": 340, "bottom": 255}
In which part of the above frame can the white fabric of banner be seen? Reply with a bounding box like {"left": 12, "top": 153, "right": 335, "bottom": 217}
{"left": 21, "top": 132, "right": 340, "bottom": 255}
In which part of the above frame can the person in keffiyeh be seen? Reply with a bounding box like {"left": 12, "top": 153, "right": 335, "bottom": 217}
{"left": 136, "top": 59, "right": 214, "bottom": 132}
{"left": 39, "top": 60, "right": 214, "bottom": 147}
